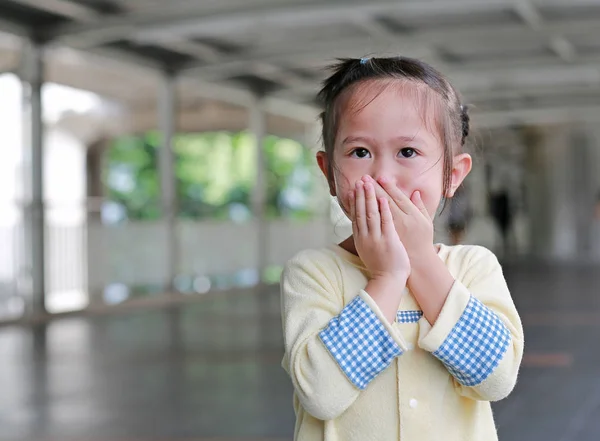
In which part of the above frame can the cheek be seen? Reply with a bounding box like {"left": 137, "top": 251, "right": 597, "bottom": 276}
{"left": 327, "top": 164, "right": 351, "bottom": 214}
{"left": 407, "top": 171, "right": 445, "bottom": 216}
{"left": 331, "top": 158, "right": 363, "bottom": 197}
{"left": 335, "top": 157, "right": 363, "bottom": 180}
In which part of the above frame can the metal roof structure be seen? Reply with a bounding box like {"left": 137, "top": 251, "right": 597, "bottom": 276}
{"left": 2, "top": 0, "right": 600, "bottom": 133}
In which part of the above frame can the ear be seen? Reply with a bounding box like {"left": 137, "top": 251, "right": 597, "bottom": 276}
{"left": 316, "top": 151, "right": 336, "bottom": 197}
{"left": 446, "top": 153, "right": 472, "bottom": 197}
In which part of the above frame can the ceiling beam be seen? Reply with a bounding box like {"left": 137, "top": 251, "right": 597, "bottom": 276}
{"left": 139, "top": 17, "right": 600, "bottom": 52}
{"left": 514, "top": 1, "right": 580, "bottom": 64}
{"left": 85, "top": 46, "right": 164, "bottom": 71}
{"left": 41, "top": 40, "right": 320, "bottom": 123}
{"left": 513, "top": 1, "right": 543, "bottom": 30}
{"left": 0, "top": 18, "right": 31, "bottom": 38}
{"left": 44, "top": 0, "right": 509, "bottom": 46}
{"left": 153, "top": 38, "right": 221, "bottom": 63}
{"left": 174, "top": 16, "right": 600, "bottom": 76}
{"left": 181, "top": 42, "right": 436, "bottom": 78}
{"left": 351, "top": 16, "right": 398, "bottom": 41}
{"left": 549, "top": 36, "right": 577, "bottom": 63}
{"left": 80, "top": 6, "right": 600, "bottom": 51}
{"left": 274, "top": 80, "right": 600, "bottom": 112}
{"left": 190, "top": 52, "right": 600, "bottom": 101}
{"left": 247, "top": 63, "right": 315, "bottom": 90}
{"left": 473, "top": 104, "right": 600, "bottom": 129}
{"left": 10, "top": 0, "right": 99, "bottom": 22}
{"left": 465, "top": 83, "right": 600, "bottom": 102}
{"left": 447, "top": 61, "right": 600, "bottom": 93}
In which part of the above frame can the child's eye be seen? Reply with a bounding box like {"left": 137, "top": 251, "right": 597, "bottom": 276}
{"left": 350, "top": 148, "right": 371, "bottom": 159}
{"left": 399, "top": 148, "right": 417, "bottom": 158}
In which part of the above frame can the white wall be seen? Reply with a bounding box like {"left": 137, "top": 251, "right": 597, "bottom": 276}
{"left": 526, "top": 124, "right": 600, "bottom": 263}
{"left": 0, "top": 75, "right": 92, "bottom": 315}
{"left": 86, "top": 218, "right": 333, "bottom": 301}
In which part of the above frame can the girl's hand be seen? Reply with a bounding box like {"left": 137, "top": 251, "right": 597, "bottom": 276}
{"left": 362, "top": 175, "right": 436, "bottom": 265}
{"left": 349, "top": 179, "right": 410, "bottom": 284}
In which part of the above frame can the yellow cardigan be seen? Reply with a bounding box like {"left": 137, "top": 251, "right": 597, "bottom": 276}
{"left": 280, "top": 243, "right": 524, "bottom": 441}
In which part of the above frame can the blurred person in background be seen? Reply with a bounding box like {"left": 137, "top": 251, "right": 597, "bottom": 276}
{"left": 489, "top": 188, "right": 513, "bottom": 257}
{"left": 446, "top": 183, "right": 472, "bottom": 245}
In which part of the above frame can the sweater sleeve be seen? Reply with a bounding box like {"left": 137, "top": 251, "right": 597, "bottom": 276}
{"left": 417, "top": 246, "right": 524, "bottom": 402}
{"left": 281, "top": 250, "right": 405, "bottom": 420}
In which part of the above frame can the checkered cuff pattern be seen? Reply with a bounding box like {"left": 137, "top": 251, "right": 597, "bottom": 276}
{"left": 433, "top": 295, "right": 511, "bottom": 386}
{"left": 319, "top": 296, "right": 403, "bottom": 390}
{"left": 397, "top": 310, "right": 423, "bottom": 323}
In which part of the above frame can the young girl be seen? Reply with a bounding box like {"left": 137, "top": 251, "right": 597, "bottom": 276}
{"left": 280, "top": 57, "right": 524, "bottom": 441}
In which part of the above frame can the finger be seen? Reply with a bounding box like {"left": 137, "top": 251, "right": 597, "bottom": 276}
{"left": 349, "top": 190, "right": 358, "bottom": 237}
{"left": 379, "top": 197, "right": 396, "bottom": 237}
{"left": 366, "top": 176, "right": 402, "bottom": 218}
{"left": 411, "top": 190, "right": 431, "bottom": 221}
{"left": 364, "top": 182, "right": 381, "bottom": 237}
{"left": 355, "top": 181, "right": 367, "bottom": 235}
{"left": 376, "top": 176, "right": 415, "bottom": 215}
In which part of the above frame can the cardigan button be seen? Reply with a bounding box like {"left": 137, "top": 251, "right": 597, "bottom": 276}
{"left": 409, "top": 398, "right": 418, "bottom": 409}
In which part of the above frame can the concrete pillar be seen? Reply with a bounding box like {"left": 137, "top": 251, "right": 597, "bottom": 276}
{"left": 523, "top": 126, "right": 554, "bottom": 259}
{"left": 85, "top": 141, "right": 105, "bottom": 206}
{"left": 524, "top": 124, "right": 598, "bottom": 262}
{"left": 85, "top": 139, "right": 106, "bottom": 303}
{"left": 526, "top": 125, "right": 575, "bottom": 260}
{"left": 158, "top": 72, "right": 178, "bottom": 292}
{"left": 589, "top": 127, "right": 600, "bottom": 261}
{"left": 249, "top": 94, "right": 268, "bottom": 285}
{"left": 20, "top": 42, "right": 46, "bottom": 315}
{"left": 569, "top": 129, "right": 595, "bottom": 260}
{"left": 304, "top": 122, "right": 334, "bottom": 244}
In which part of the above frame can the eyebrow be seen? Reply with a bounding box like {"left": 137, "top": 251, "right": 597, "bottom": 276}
{"left": 342, "top": 135, "right": 425, "bottom": 145}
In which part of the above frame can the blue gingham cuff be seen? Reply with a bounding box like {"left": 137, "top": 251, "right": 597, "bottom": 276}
{"left": 433, "top": 295, "right": 511, "bottom": 386}
{"left": 397, "top": 310, "right": 423, "bottom": 323}
{"left": 319, "top": 296, "right": 403, "bottom": 390}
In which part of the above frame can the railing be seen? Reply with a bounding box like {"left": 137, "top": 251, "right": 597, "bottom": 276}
{"left": 0, "top": 203, "right": 26, "bottom": 320}
{"left": 0, "top": 196, "right": 567, "bottom": 323}
{"left": 0, "top": 199, "right": 334, "bottom": 322}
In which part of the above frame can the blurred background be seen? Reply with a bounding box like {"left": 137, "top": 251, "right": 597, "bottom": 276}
{"left": 1, "top": 1, "right": 600, "bottom": 440}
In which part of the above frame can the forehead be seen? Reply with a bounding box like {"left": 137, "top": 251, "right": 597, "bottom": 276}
{"left": 336, "top": 79, "right": 444, "bottom": 141}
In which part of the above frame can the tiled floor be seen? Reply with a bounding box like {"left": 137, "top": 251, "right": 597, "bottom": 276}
{"left": 1, "top": 262, "right": 600, "bottom": 441}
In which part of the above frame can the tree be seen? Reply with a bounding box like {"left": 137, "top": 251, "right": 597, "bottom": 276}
{"left": 104, "top": 130, "right": 319, "bottom": 222}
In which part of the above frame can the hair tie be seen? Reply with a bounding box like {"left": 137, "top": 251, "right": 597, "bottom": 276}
{"left": 360, "top": 57, "right": 370, "bottom": 65}
{"left": 459, "top": 104, "right": 470, "bottom": 144}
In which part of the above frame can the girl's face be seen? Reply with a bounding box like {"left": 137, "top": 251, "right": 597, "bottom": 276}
{"left": 318, "top": 81, "right": 470, "bottom": 220}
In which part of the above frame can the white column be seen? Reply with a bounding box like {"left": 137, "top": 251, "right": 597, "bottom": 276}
{"left": 250, "top": 94, "right": 268, "bottom": 285}
{"left": 524, "top": 124, "right": 596, "bottom": 262}
{"left": 588, "top": 126, "right": 600, "bottom": 261}
{"left": 569, "top": 128, "right": 595, "bottom": 260}
{"left": 524, "top": 126, "right": 554, "bottom": 259}
{"left": 305, "top": 122, "right": 340, "bottom": 245}
{"left": 20, "top": 42, "right": 46, "bottom": 314}
{"left": 158, "top": 72, "right": 177, "bottom": 292}
{"left": 526, "top": 125, "right": 576, "bottom": 260}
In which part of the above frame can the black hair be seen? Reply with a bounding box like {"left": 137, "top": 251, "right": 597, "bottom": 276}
{"left": 317, "top": 56, "right": 470, "bottom": 203}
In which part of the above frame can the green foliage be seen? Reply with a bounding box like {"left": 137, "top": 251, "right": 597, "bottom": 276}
{"left": 103, "top": 130, "right": 319, "bottom": 222}
{"left": 105, "top": 132, "right": 161, "bottom": 220}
